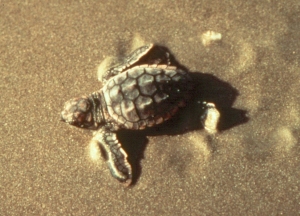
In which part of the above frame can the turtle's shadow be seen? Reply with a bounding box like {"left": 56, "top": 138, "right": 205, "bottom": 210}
{"left": 117, "top": 45, "right": 249, "bottom": 186}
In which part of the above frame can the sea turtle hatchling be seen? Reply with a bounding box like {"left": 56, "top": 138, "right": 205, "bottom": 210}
{"left": 61, "top": 44, "right": 219, "bottom": 185}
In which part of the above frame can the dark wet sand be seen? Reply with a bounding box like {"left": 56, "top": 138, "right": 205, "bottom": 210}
{"left": 1, "top": 1, "right": 300, "bottom": 215}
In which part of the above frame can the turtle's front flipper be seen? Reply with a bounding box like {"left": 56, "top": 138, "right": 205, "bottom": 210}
{"left": 102, "top": 44, "right": 154, "bottom": 81}
{"left": 92, "top": 127, "right": 132, "bottom": 185}
{"left": 125, "top": 43, "right": 154, "bottom": 66}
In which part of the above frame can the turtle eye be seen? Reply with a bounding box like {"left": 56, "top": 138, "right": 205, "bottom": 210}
{"left": 76, "top": 112, "right": 94, "bottom": 128}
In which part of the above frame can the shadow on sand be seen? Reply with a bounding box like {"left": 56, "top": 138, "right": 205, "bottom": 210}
{"left": 116, "top": 44, "right": 249, "bottom": 186}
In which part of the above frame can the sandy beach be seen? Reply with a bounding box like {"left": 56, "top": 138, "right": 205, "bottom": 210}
{"left": 1, "top": 1, "right": 300, "bottom": 215}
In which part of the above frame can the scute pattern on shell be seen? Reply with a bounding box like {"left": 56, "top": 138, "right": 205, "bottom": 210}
{"left": 102, "top": 66, "right": 192, "bottom": 130}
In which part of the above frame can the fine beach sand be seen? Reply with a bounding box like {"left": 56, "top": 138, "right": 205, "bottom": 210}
{"left": 1, "top": 1, "right": 300, "bottom": 215}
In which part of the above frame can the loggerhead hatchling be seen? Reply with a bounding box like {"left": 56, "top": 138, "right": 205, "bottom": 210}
{"left": 61, "top": 44, "right": 219, "bottom": 185}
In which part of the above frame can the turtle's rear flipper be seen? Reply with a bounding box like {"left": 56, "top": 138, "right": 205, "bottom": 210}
{"left": 93, "top": 127, "right": 132, "bottom": 185}
{"left": 200, "top": 102, "right": 220, "bottom": 134}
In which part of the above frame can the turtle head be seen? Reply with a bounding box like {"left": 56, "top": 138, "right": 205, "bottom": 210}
{"left": 61, "top": 96, "right": 101, "bottom": 129}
